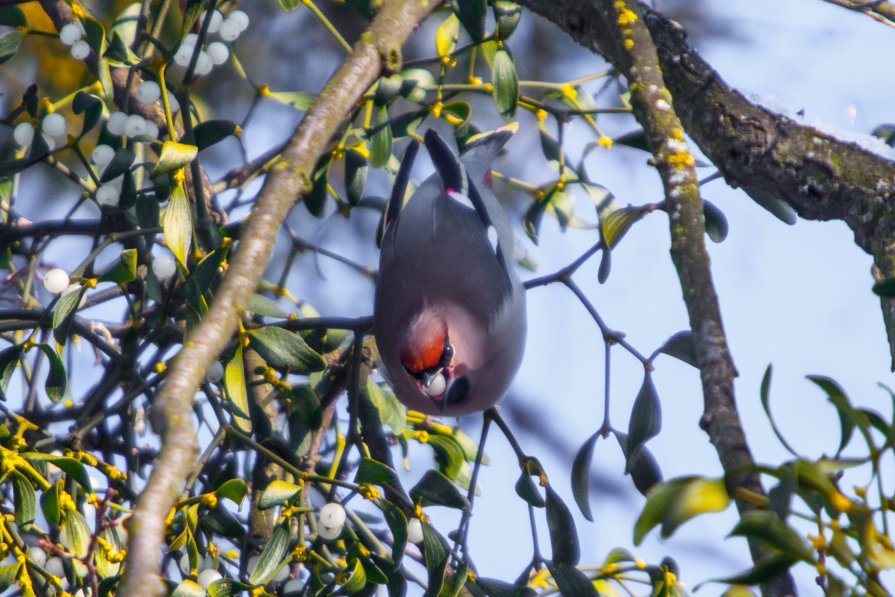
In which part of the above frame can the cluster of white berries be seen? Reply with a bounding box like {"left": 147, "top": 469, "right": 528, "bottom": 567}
{"left": 89, "top": 144, "right": 125, "bottom": 207}
{"left": 104, "top": 81, "right": 177, "bottom": 147}
{"left": 317, "top": 502, "right": 346, "bottom": 540}
{"left": 107, "top": 110, "right": 158, "bottom": 139}
{"left": 177, "top": 554, "right": 229, "bottom": 587}
{"left": 13, "top": 112, "right": 69, "bottom": 151}
{"left": 172, "top": 10, "right": 248, "bottom": 75}
{"left": 58, "top": 20, "right": 91, "bottom": 61}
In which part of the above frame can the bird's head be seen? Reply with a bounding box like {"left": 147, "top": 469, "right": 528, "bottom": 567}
{"left": 398, "top": 310, "right": 471, "bottom": 412}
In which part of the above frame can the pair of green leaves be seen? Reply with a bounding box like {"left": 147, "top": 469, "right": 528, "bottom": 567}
{"left": 0, "top": 343, "right": 66, "bottom": 402}
{"left": 572, "top": 332, "right": 700, "bottom": 522}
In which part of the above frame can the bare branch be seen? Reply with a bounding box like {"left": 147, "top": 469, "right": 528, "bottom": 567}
{"left": 821, "top": 0, "right": 895, "bottom": 28}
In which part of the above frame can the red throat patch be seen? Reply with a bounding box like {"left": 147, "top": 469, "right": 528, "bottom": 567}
{"left": 400, "top": 324, "right": 447, "bottom": 374}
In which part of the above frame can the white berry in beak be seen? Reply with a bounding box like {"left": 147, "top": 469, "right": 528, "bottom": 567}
{"left": 423, "top": 372, "right": 446, "bottom": 397}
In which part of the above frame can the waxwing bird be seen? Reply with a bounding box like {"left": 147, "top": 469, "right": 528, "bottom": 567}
{"left": 374, "top": 127, "right": 527, "bottom": 416}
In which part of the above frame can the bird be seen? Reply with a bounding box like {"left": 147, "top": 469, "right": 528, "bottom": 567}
{"left": 373, "top": 126, "right": 527, "bottom": 416}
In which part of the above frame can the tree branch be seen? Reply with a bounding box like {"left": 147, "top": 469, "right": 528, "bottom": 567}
{"left": 515, "top": 1, "right": 796, "bottom": 594}
{"left": 635, "top": 7, "right": 895, "bottom": 369}
{"left": 519, "top": 1, "right": 895, "bottom": 369}
{"left": 245, "top": 348, "right": 282, "bottom": 543}
{"left": 821, "top": 0, "right": 895, "bottom": 28}
{"left": 117, "top": 2, "right": 439, "bottom": 594}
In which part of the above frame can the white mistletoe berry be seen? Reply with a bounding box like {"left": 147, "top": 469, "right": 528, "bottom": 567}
{"left": 206, "top": 41, "right": 229, "bottom": 65}
{"left": 41, "top": 133, "right": 57, "bottom": 151}
{"left": 173, "top": 44, "right": 195, "bottom": 67}
{"left": 407, "top": 517, "right": 424, "bottom": 544}
{"left": 124, "top": 114, "right": 146, "bottom": 138}
{"left": 70, "top": 39, "right": 91, "bottom": 60}
{"left": 45, "top": 557, "right": 65, "bottom": 579}
{"left": 107, "top": 111, "right": 127, "bottom": 135}
{"left": 319, "top": 502, "right": 346, "bottom": 527}
{"left": 218, "top": 18, "right": 240, "bottom": 42}
{"left": 178, "top": 552, "right": 192, "bottom": 576}
{"left": 41, "top": 113, "right": 67, "bottom": 138}
{"left": 205, "top": 361, "right": 224, "bottom": 383}
{"left": 95, "top": 184, "right": 121, "bottom": 207}
{"left": 167, "top": 92, "right": 181, "bottom": 113}
{"left": 44, "top": 268, "right": 71, "bottom": 294}
{"left": 226, "top": 10, "right": 249, "bottom": 33}
{"left": 13, "top": 122, "right": 34, "bottom": 147}
{"left": 91, "top": 144, "right": 115, "bottom": 169}
{"left": 194, "top": 50, "right": 213, "bottom": 76}
{"left": 197, "top": 568, "right": 222, "bottom": 588}
{"left": 142, "top": 120, "right": 160, "bottom": 139}
{"left": 28, "top": 547, "right": 47, "bottom": 567}
{"left": 152, "top": 253, "right": 177, "bottom": 279}
{"left": 136, "top": 80, "right": 161, "bottom": 105}
{"left": 201, "top": 10, "right": 224, "bottom": 34}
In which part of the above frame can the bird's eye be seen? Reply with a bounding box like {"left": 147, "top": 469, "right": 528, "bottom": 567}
{"left": 423, "top": 373, "right": 446, "bottom": 397}
{"left": 440, "top": 342, "right": 453, "bottom": 367}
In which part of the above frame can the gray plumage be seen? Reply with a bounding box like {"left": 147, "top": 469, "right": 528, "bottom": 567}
{"left": 374, "top": 127, "right": 526, "bottom": 416}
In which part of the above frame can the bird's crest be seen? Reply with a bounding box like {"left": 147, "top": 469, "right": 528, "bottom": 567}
{"left": 462, "top": 122, "right": 517, "bottom": 188}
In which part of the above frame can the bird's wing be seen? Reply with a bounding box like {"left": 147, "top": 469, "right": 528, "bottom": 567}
{"left": 425, "top": 129, "right": 515, "bottom": 297}
{"left": 383, "top": 141, "right": 420, "bottom": 238}
{"left": 423, "top": 129, "right": 468, "bottom": 195}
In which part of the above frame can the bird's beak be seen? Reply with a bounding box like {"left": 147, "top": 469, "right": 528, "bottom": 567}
{"left": 420, "top": 370, "right": 440, "bottom": 388}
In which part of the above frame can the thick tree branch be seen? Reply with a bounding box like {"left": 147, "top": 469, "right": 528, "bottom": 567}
{"left": 635, "top": 8, "right": 895, "bottom": 368}
{"left": 117, "top": 2, "right": 439, "bottom": 595}
{"left": 516, "top": 1, "right": 796, "bottom": 594}
{"left": 518, "top": 1, "right": 895, "bottom": 367}
{"left": 246, "top": 348, "right": 281, "bottom": 543}
{"left": 821, "top": 0, "right": 895, "bottom": 28}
